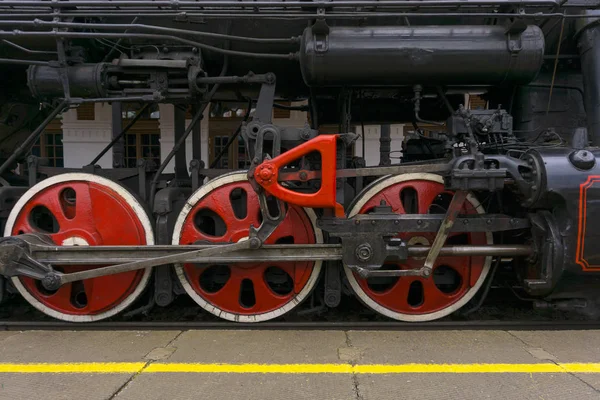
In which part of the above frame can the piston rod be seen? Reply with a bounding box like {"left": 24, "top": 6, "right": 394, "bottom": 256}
{"left": 29, "top": 244, "right": 533, "bottom": 265}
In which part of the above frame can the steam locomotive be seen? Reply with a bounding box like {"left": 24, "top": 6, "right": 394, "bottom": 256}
{"left": 0, "top": 0, "right": 598, "bottom": 323}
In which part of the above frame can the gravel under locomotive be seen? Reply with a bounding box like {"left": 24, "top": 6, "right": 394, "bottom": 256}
{"left": 0, "top": 0, "right": 599, "bottom": 322}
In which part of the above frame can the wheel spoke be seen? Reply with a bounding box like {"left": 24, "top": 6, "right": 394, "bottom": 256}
{"left": 243, "top": 265, "right": 291, "bottom": 311}
{"left": 203, "top": 270, "right": 244, "bottom": 311}
{"left": 415, "top": 183, "right": 444, "bottom": 214}
{"left": 368, "top": 276, "right": 414, "bottom": 310}
{"left": 420, "top": 277, "right": 455, "bottom": 311}
{"left": 175, "top": 173, "right": 321, "bottom": 321}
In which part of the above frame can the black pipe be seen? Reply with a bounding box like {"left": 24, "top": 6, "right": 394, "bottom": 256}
{"left": 0, "top": 100, "right": 68, "bottom": 176}
{"left": 0, "top": 19, "right": 299, "bottom": 45}
{"left": 88, "top": 103, "right": 151, "bottom": 166}
{"left": 379, "top": 124, "right": 391, "bottom": 167}
{"left": 0, "top": 12, "right": 573, "bottom": 19}
{"left": 0, "top": 58, "right": 50, "bottom": 66}
{"left": 148, "top": 57, "right": 229, "bottom": 210}
{"left": 0, "top": 31, "right": 298, "bottom": 60}
{"left": 578, "top": 21, "right": 600, "bottom": 145}
{"left": 0, "top": 1, "right": 564, "bottom": 8}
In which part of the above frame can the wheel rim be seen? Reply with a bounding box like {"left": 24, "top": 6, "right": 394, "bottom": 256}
{"left": 173, "top": 172, "right": 323, "bottom": 322}
{"left": 4, "top": 173, "right": 153, "bottom": 322}
{"left": 344, "top": 173, "right": 492, "bottom": 322}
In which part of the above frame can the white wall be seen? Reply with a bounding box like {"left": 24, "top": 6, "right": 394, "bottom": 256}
{"left": 62, "top": 103, "right": 113, "bottom": 169}
{"left": 354, "top": 124, "right": 404, "bottom": 166}
{"left": 59, "top": 102, "right": 404, "bottom": 171}
{"left": 158, "top": 104, "right": 210, "bottom": 173}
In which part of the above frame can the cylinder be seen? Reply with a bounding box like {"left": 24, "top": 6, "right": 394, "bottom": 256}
{"left": 27, "top": 64, "right": 108, "bottom": 99}
{"left": 300, "top": 25, "right": 545, "bottom": 87}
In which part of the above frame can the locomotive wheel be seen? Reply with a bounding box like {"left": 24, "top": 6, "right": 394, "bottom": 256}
{"left": 4, "top": 173, "right": 154, "bottom": 322}
{"left": 344, "top": 173, "right": 492, "bottom": 322}
{"left": 172, "top": 172, "right": 323, "bottom": 322}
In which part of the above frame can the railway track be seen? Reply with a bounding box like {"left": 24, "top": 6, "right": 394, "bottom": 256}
{"left": 1, "top": 320, "right": 599, "bottom": 332}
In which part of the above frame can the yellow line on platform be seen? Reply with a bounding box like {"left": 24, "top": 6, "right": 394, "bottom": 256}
{"left": 0, "top": 362, "right": 599, "bottom": 374}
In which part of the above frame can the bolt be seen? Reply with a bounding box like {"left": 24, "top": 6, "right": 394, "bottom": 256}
{"left": 510, "top": 218, "right": 516, "bottom": 225}
{"left": 394, "top": 220, "right": 399, "bottom": 225}
{"left": 156, "top": 293, "right": 170, "bottom": 307}
{"left": 42, "top": 273, "right": 61, "bottom": 291}
{"left": 463, "top": 219, "right": 469, "bottom": 225}
{"left": 299, "top": 171, "right": 308, "bottom": 181}
{"left": 300, "top": 130, "right": 311, "bottom": 140}
{"left": 258, "top": 165, "right": 274, "bottom": 181}
{"left": 421, "top": 267, "right": 432, "bottom": 278}
{"left": 486, "top": 219, "right": 492, "bottom": 224}
{"left": 355, "top": 243, "right": 374, "bottom": 262}
{"left": 371, "top": 220, "right": 376, "bottom": 225}
{"left": 355, "top": 220, "right": 360, "bottom": 225}
{"left": 417, "top": 220, "right": 422, "bottom": 225}
{"left": 249, "top": 237, "right": 261, "bottom": 249}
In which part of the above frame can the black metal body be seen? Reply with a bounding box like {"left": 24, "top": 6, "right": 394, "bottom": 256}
{"left": 300, "top": 25, "right": 545, "bottom": 87}
{"left": 2, "top": 0, "right": 600, "bottom": 321}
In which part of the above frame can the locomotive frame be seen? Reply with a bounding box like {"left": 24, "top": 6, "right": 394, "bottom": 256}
{"left": 0, "top": 0, "right": 599, "bottom": 322}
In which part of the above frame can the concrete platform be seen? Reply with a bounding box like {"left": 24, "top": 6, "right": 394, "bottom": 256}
{"left": 0, "top": 329, "right": 599, "bottom": 399}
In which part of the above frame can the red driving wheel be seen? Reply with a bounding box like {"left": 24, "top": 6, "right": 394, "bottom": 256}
{"left": 344, "top": 173, "right": 492, "bottom": 321}
{"left": 173, "top": 172, "right": 323, "bottom": 322}
{"left": 4, "top": 173, "right": 153, "bottom": 322}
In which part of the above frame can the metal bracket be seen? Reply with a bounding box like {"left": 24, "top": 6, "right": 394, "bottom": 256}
{"left": 0, "top": 235, "right": 56, "bottom": 282}
{"left": 340, "top": 236, "right": 408, "bottom": 272}
{"left": 252, "top": 135, "right": 344, "bottom": 216}
{"left": 421, "top": 190, "right": 468, "bottom": 277}
{"left": 323, "top": 262, "right": 341, "bottom": 308}
{"left": 523, "top": 211, "right": 564, "bottom": 296}
{"left": 312, "top": 17, "right": 330, "bottom": 54}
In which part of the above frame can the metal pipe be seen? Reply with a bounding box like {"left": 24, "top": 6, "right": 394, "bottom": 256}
{"left": 29, "top": 244, "right": 534, "bottom": 265}
{"left": 408, "top": 244, "right": 533, "bottom": 257}
{"left": 148, "top": 57, "right": 228, "bottom": 210}
{"left": 0, "top": 31, "right": 298, "bottom": 60}
{"left": 1, "top": 39, "right": 57, "bottom": 55}
{"left": 0, "top": 12, "right": 573, "bottom": 19}
{"left": 0, "top": 19, "right": 299, "bottom": 45}
{"left": 0, "top": 1, "right": 563, "bottom": 8}
{"left": 0, "top": 58, "right": 50, "bottom": 66}
{"left": 0, "top": 100, "right": 68, "bottom": 177}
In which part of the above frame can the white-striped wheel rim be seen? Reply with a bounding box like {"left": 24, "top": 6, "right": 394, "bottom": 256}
{"left": 172, "top": 172, "right": 323, "bottom": 322}
{"left": 4, "top": 173, "right": 153, "bottom": 322}
{"left": 344, "top": 173, "right": 493, "bottom": 322}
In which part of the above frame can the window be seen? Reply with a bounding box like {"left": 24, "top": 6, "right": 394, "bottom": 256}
{"left": 124, "top": 129, "right": 161, "bottom": 168}
{"left": 468, "top": 95, "right": 488, "bottom": 110}
{"left": 31, "top": 119, "right": 64, "bottom": 167}
{"left": 209, "top": 116, "right": 248, "bottom": 170}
